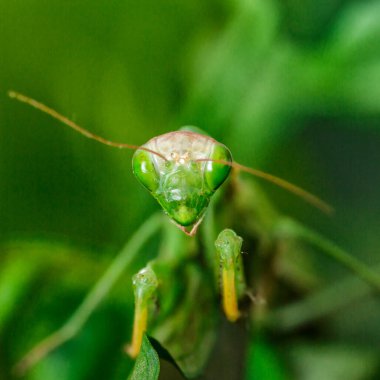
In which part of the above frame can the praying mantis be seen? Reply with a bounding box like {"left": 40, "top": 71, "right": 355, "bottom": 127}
{"left": 8, "top": 91, "right": 380, "bottom": 379}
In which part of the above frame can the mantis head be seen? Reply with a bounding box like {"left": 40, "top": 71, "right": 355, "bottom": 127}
{"left": 132, "top": 131, "right": 232, "bottom": 235}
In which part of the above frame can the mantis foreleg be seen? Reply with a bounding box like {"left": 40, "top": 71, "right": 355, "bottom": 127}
{"left": 215, "top": 229, "right": 247, "bottom": 322}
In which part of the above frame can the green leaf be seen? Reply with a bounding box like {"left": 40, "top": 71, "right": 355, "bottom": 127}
{"left": 0, "top": 255, "right": 40, "bottom": 330}
{"left": 128, "top": 335, "right": 160, "bottom": 380}
{"left": 149, "top": 337, "right": 185, "bottom": 378}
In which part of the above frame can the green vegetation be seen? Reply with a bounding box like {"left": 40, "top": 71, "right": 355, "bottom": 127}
{"left": 1, "top": 0, "right": 380, "bottom": 379}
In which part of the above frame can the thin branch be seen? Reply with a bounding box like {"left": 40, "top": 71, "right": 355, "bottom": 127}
{"left": 268, "top": 265, "right": 379, "bottom": 331}
{"left": 14, "top": 213, "right": 163, "bottom": 376}
{"left": 275, "top": 218, "right": 380, "bottom": 292}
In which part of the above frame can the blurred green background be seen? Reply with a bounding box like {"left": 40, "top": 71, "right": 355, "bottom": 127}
{"left": 1, "top": 0, "right": 380, "bottom": 379}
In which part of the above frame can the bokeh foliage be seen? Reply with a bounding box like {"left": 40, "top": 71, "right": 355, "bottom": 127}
{"left": 1, "top": 0, "right": 380, "bottom": 379}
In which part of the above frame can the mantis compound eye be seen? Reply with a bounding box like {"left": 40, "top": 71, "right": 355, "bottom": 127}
{"left": 204, "top": 144, "right": 232, "bottom": 192}
{"left": 132, "top": 150, "right": 159, "bottom": 193}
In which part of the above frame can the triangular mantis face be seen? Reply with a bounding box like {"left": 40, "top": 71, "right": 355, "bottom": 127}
{"left": 132, "top": 131, "right": 232, "bottom": 235}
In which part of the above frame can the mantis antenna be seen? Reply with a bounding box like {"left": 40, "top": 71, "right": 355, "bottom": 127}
{"left": 9, "top": 91, "right": 332, "bottom": 214}
{"left": 8, "top": 91, "right": 167, "bottom": 161}
{"left": 195, "top": 159, "right": 334, "bottom": 215}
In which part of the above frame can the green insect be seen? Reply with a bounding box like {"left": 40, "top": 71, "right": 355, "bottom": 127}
{"left": 11, "top": 91, "right": 378, "bottom": 379}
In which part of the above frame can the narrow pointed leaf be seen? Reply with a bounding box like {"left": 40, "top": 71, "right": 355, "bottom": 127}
{"left": 128, "top": 335, "right": 160, "bottom": 380}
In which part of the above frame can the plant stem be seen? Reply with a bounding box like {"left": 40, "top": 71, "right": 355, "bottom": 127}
{"left": 14, "top": 212, "right": 163, "bottom": 375}
{"left": 275, "top": 218, "right": 380, "bottom": 292}
{"left": 268, "top": 264, "right": 380, "bottom": 331}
